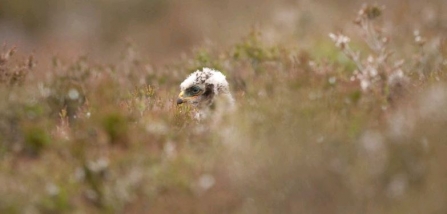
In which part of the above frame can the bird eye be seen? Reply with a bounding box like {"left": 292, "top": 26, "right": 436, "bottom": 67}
{"left": 189, "top": 86, "right": 201, "bottom": 95}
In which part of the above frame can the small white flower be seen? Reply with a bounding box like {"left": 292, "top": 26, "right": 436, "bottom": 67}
{"left": 68, "top": 88, "right": 80, "bottom": 100}
{"left": 368, "top": 67, "right": 378, "bottom": 77}
{"left": 360, "top": 79, "right": 370, "bottom": 90}
{"left": 413, "top": 30, "right": 420, "bottom": 36}
{"left": 328, "top": 77, "right": 337, "bottom": 85}
{"left": 329, "top": 33, "right": 351, "bottom": 48}
{"left": 198, "top": 174, "right": 215, "bottom": 191}
{"left": 163, "top": 141, "right": 176, "bottom": 159}
{"left": 38, "top": 83, "right": 51, "bottom": 98}
{"left": 367, "top": 55, "right": 374, "bottom": 63}
{"left": 46, "top": 183, "right": 60, "bottom": 196}
{"left": 387, "top": 174, "right": 408, "bottom": 199}
{"left": 75, "top": 167, "right": 86, "bottom": 181}
{"left": 87, "top": 158, "right": 109, "bottom": 173}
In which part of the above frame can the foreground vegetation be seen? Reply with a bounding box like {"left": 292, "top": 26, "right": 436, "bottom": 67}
{"left": 1, "top": 3, "right": 447, "bottom": 213}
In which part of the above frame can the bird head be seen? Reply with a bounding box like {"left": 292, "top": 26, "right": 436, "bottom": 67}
{"left": 177, "top": 68, "right": 233, "bottom": 109}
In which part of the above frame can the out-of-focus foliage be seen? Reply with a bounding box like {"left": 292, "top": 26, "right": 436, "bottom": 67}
{"left": 0, "top": 1, "right": 447, "bottom": 213}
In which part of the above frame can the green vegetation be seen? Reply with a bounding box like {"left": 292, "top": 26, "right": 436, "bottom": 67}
{"left": 0, "top": 2, "right": 447, "bottom": 213}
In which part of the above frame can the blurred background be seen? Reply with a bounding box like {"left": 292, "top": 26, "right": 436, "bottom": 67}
{"left": 1, "top": 0, "right": 447, "bottom": 213}
{"left": 1, "top": 0, "right": 445, "bottom": 63}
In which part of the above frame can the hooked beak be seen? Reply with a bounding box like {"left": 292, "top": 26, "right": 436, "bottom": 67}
{"left": 176, "top": 91, "right": 185, "bottom": 105}
{"left": 177, "top": 98, "right": 184, "bottom": 105}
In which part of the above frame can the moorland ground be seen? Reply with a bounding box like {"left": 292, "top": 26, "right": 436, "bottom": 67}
{"left": 1, "top": 1, "right": 447, "bottom": 213}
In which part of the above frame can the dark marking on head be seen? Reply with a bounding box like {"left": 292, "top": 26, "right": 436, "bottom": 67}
{"left": 203, "top": 84, "right": 214, "bottom": 98}
{"left": 202, "top": 84, "right": 215, "bottom": 107}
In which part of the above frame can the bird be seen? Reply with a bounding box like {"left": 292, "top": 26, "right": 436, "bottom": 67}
{"left": 177, "top": 67, "right": 234, "bottom": 120}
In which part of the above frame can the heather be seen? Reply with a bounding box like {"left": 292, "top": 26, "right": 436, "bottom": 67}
{"left": 0, "top": 1, "right": 447, "bottom": 213}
